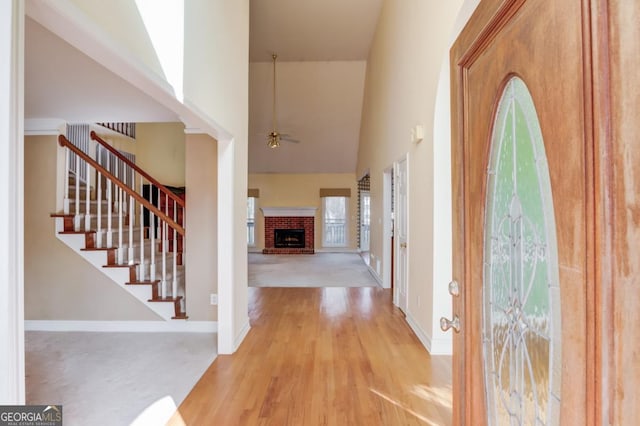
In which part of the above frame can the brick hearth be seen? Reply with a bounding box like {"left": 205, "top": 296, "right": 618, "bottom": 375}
{"left": 263, "top": 216, "right": 314, "bottom": 254}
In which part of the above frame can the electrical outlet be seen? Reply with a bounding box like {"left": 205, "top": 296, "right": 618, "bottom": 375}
{"left": 210, "top": 294, "right": 218, "bottom": 305}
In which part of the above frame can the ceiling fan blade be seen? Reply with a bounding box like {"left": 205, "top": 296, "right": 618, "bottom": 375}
{"left": 280, "top": 136, "right": 300, "bottom": 143}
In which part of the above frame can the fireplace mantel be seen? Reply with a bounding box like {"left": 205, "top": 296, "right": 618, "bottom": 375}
{"left": 261, "top": 207, "right": 317, "bottom": 217}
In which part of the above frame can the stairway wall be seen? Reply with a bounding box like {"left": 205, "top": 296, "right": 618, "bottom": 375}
{"left": 24, "top": 135, "right": 161, "bottom": 321}
{"left": 184, "top": 133, "right": 218, "bottom": 321}
{"left": 135, "top": 122, "right": 186, "bottom": 187}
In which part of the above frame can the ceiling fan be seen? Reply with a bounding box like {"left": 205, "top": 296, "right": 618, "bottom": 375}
{"left": 267, "top": 54, "right": 300, "bottom": 149}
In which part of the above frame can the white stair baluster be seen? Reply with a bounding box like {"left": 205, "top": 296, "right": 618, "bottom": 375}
{"left": 74, "top": 153, "right": 80, "bottom": 231}
{"left": 106, "top": 154, "right": 113, "bottom": 248}
{"left": 96, "top": 170, "right": 102, "bottom": 248}
{"left": 162, "top": 220, "right": 167, "bottom": 299}
{"left": 128, "top": 193, "right": 134, "bottom": 265}
{"left": 118, "top": 186, "right": 123, "bottom": 264}
{"left": 172, "top": 199, "right": 178, "bottom": 298}
{"left": 150, "top": 210, "right": 156, "bottom": 281}
{"left": 63, "top": 148, "right": 70, "bottom": 214}
{"left": 84, "top": 160, "right": 91, "bottom": 231}
{"left": 139, "top": 178, "right": 146, "bottom": 281}
{"left": 116, "top": 157, "right": 123, "bottom": 264}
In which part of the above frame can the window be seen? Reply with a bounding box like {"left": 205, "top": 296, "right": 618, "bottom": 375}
{"left": 247, "top": 197, "right": 256, "bottom": 246}
{"left": 323, "top": 196, "right": 347, "bottom": 247}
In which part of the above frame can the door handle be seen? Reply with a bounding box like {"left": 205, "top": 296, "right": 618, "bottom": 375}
{"left": 400, "top": 242, "right": 407, "bottom": 248}
{"left": 448, "top": 280, "right": 459, "bottom": 297}
{"left": 440, "top": 315, "right": 461, "bottom": 333}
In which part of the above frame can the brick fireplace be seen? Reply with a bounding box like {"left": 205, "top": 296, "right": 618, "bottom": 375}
{"left": 261, "top": 207, "right": 317, "bottom": 254}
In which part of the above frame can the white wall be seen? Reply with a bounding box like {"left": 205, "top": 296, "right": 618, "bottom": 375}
{"left": 356, "top": 0, "right": 464, "bottom": 354}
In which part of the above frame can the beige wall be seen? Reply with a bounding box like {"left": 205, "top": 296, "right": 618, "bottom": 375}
{"left": 184, "top": 0, "right": 249, "bottom": 351}
{"left": 184, "top": 133, "right": 218, "bottom": 321}
{"left": 248, "top": 173, "right": 358, "bottom": 251}
{"left": 24, "top": 135, "right": 160, "bottom": 321}
{"left": 135, "top": 122, "right": 185, "bottom": 187}
{"left": 356, "top": 0, "right": 464, "bottom": 351}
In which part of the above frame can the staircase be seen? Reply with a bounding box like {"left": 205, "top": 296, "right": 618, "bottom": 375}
{"left": 51, "top": 130, "right": 187, "bottom": 321}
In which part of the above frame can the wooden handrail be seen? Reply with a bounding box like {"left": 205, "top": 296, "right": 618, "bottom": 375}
{"left": 90, "top": 131, "right": 185, "bottom": 209}
{"left": 59, "top": 135, "right": 185, "bottom": 236}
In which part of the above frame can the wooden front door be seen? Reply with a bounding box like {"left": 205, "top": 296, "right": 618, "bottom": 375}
{"left": 450, "top": 0, "right": 597, "bottom": 424}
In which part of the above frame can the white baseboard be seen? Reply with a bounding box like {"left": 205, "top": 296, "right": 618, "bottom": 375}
{"left": 248, "top": 247, "right": 262, "bottom": 253}
{"left": 234, "top": 318, "right": 251, "bottom": 350}
{"left": 405, "top": 313, "right": 452, "bottom": 355}
{"left": 315, "top": 248, "right": 358, "bottom": 253}
{"left": 25, "top": 320, "right": 218, "bottom": 333}
{"left": 367, "top": 264, "right": 383, "bottom": 286}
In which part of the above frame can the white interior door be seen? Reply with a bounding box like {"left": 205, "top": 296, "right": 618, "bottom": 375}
{"left": 395, "top": 157, "right": 408, "bottom": 312}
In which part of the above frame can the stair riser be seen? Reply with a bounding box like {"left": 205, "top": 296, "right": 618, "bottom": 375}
{"left": 54, "top": 217, "right": 187, "bottom": 319}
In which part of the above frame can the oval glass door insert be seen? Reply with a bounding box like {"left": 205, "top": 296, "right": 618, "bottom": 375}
{"left": 483, "top": 76, "right": 561, "bottom": 425}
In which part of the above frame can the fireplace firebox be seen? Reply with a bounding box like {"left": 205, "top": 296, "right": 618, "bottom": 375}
{"left": 274, "top": 229, "right": 305, "bottom": 248}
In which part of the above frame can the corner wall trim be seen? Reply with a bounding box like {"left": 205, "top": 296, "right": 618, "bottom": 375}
{"left": 24, "top": 320, "right": 218, "bottom": 333}
{"left": 367, "top": 264, "right": 383, "bottom": 286}
{"left": 233, "top": 318, "right": 251, "bottom": 351}
{"left": 405, "top": 313, "right": 452, "bottom": 355}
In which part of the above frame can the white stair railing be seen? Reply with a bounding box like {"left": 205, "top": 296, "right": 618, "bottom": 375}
{"left": 58, "top": 133, "right": 186, "bottom": 314}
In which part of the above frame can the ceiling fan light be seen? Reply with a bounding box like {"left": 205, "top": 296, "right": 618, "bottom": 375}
{"left": 268, "top": 137, "right": 280, "bottom": 149}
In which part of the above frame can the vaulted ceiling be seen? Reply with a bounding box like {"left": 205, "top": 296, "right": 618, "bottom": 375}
{"left": 248, "top": 0, "right": 383, "bottom": 173}
{"left": 24, "top": 1, "right": 383, "bottom": 174}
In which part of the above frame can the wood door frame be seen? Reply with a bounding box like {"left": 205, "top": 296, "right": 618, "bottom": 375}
{"left": 450, "top": 0, "right": 603, "bottom": 423}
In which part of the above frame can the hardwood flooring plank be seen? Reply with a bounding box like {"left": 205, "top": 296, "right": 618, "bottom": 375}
{"left": 171, "top": 287, "right": 452, "bottom": 425}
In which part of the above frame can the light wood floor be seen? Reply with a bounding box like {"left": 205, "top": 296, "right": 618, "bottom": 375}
{"left": 171, "top": 287, "right": 452, "bottom": 425}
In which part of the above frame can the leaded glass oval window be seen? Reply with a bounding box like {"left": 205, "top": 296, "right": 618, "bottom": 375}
{"left": 483, "top": 77, "right": 561, "bottom": 425}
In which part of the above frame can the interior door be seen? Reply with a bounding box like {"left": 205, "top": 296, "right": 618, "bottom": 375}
{"left": 449, "top": 0, "right": 595, "bottom": 424}
{"left": 395, "top": 157, "right": 408, "bottom": 312}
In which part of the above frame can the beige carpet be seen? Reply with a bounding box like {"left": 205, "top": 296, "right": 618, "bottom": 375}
{"left": 248, "top": 252, "right": 380, "bottom": 287}
{"left": 26, "top": 331, "right": 216, "bottom": 426}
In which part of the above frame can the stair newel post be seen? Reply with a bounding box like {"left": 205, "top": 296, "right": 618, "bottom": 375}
{"left": 162, "top": 219, "right": 168, "bottom": 299}
{"left": 106, "top": 153, "right": 113, "bottom": 248}
{"left": 172, "top": 199, "right": 177, "bottom": 298}
{"left": 139, "top": 177, "right": 146, "bottom": 281}
{"left": 63, "top": 148, "right": 70, "bottom": 214}
{"left": 74, "top": 153, "right": 81, "bottom": 231}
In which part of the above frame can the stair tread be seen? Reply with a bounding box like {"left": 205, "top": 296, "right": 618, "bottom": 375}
{"left": 59, "top": 230, "right": 95, "bottom": 235}
{"left": 126, "top": 280, "right": 161, "bottom": 285}
{"left": 148, "top": 296, "right": 183, "bottom": 302}
{"left": 103, "top": 263, "right": 139, "bottom": 268}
